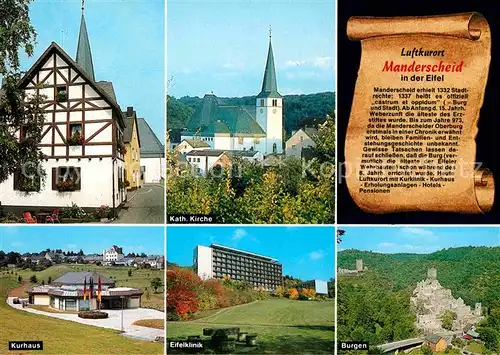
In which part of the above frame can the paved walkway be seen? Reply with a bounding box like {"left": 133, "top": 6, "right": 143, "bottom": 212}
{"left": 7, "top": 297, "right": 164, "bottom": 341}
{"left": 112, "top": 183, "right": 165, "bottom": 224}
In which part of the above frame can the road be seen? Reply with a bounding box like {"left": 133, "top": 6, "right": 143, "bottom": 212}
{"left": 7, "top": 297, "right": 164, "bottom": 341}
{"left": 113, "top": 183, "right": 165, "bottom": 224}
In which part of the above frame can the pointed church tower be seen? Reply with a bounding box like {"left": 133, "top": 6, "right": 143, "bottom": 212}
{"left": 256, "top": 28, "right": 283, "bottom": 155}
{"left": 76, "top": 1, "right": 95, "bottom": 81}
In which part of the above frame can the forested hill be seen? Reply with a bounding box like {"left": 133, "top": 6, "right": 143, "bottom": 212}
{"left": 338, "top": 247, "right": 500, "bottom": 306}
{"left": 167, "top": 92, "right": 335, "bottom": 136}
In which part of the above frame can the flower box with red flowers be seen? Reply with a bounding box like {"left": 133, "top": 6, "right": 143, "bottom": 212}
{"left": 56, "top": 179, "right": 78, "bottom": 192}
{"left": 67, "top": 132, "right": 84, "bottom": 146}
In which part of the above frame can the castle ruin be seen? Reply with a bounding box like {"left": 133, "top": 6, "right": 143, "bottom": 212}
{"left": 410, "top": 268, "right": 484, "bottom": 333}
{"left": 338, "top": 259, "right": 367, "bottom": 275}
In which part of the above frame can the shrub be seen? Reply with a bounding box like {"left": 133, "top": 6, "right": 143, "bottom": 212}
{"left": 273, "top": 286, "right": 285, "bottom": 298}
{"left": 78, "top": 311, "right": 108, "bottom": 319}
{"left": 287, "top": 288, "right": 299, "bottom": 300}
{"left": 166, "top": 311, "right": 180, "bottom": 321}
{"left": 29, "top": 275, "right": 37, "bottom": 283}
{"left": 300, "top": 288, "right": 316, "bottom": 300}
{"left": 17, "top": 276, "right": 22, "bottom": 283}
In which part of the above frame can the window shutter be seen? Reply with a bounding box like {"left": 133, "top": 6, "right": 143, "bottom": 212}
{"left": 13, "top": 170, "right": 20, "bottom": 190}
{"left": 76, "top": 167, "right": 81, "bottom": 190}
{"left": 52, "top": 168, "right": 57, "bottom": 190}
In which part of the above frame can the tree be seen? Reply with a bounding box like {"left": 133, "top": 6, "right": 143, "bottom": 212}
{"left": 441, "top": 310, "right": 457, "bottom": 331}
{"left": 0, "top": 1, "right": 48, "bottom": 184}
{"left": 47, "top": 276, "right": 52, "bottom": 284}
{"left": 29, "top": 274, "right": 37, "bottom": 283}
{"left": 17, "top": 275, "right": 22, "bottom": 283}
{"left": 421, "top": 345, "right": 433, "bottom": 355}
{"left": 128, "top": 269, "right": 132, "bottom": 277}
{"left": 150, "top": 277, "right": 163, "bottom": 293}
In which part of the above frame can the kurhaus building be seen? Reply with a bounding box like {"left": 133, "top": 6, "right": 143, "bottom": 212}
{"left": 27, "top": 271, "right": 143, "bottom": 311}
{"left": 194, "top": 244, "right": 283, "bottom": 291}
{"left": 0, "top": 8, "right": 126, "bottom": 212}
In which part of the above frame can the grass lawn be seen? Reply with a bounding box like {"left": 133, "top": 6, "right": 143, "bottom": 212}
{"left": 0, "top": 276, "right": 164, "bottom": 354}
{"left": 167, "top": 298, "right": 334, "bottom": 354}
{"left": 465, "top": 340, "right": 486, "bottom": 353}
{"left": 1, "top": 264, "right": 164, "bottom": 311}
{"left": 27, "top": 305, "right": 78, "bottom": 314}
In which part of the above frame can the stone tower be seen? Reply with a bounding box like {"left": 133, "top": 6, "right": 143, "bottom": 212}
{"left": 356, "top": 259, "right": 363, "bottom": 272}
{"left": 427, "top": 267, "right": 437, "bottom": 280}
{"left": 475, "top": 303, "right": 482, "bottom": 316}
{"left": 256, "top": 29, "right": 283, "bottom": 155}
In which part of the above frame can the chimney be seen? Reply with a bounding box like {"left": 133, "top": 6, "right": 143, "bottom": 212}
{"left": 126, "top": 107, "right": 134, "bottom": 117}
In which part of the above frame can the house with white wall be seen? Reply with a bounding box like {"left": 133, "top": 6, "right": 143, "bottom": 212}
{"left": 285, "top": 127, "right": 318, "bottom": 157}
{"left": 0, "top": 10, "right": 126, "bottom": 214}
{"left": 137, "top": 118, "right": 165, "bottom": 183}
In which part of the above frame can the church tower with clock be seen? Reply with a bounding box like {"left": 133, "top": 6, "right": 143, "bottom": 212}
{"left": 256, "top": 30, "right": 283, "bottom": 155}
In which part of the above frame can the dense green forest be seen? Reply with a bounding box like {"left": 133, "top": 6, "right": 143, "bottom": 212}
{"left": 167, "top": 92, "right": 335, "bottom": 136}
{"left": 338, "top": 247, "right": 500, "bottom": 307}
{"left": 338, "top": 247, "right": 500, "bottom": 352}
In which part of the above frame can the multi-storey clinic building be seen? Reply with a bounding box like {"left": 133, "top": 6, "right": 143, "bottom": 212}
{"left": 194, "top": 244, "right": 283, "bottom": 291}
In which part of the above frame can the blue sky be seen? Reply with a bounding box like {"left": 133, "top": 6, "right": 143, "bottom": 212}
{"left": 19, "top": 0, "right": 164, "bottom": 138}
{"left": 167, "top": 0, "right": 336, "bottom": 97}
{"left": 0, "top": 226, "right": 164, "bottom": 255}
{"left": 167, "top": 226, "right": 335, "bottom": 281}
{"left": 338, "top": 227, "right": 500, "bottom": 254}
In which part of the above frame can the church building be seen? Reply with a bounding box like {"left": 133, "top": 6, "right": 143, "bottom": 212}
{"left": 0, "top": 6, "right": 126, "bottom": 213}
{"left": 181, "top": 32, "right": 283, "bottom": 156}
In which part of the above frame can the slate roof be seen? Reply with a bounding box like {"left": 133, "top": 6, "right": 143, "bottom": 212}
{"left": 52, "top": 272, "right": 114, "bottom": 286}
{"left": 137, "top": 117, "right": 165, "bottom": 158}
{"left": 182, "top": 139, "right": 210, "bottom": 148}
{"left": 185, "top": 94, "right": 266, "bottom": 137}
{"left": 226, "top": 150, "right": 261, "bottom": 158}
{"left": 186, "top": 149, "right": 227, "bottom": 157}
{"left": 97, "top": 81, "right": 118, "bottom": 103}
{"left": 76, "top": 14, "right": 95, "bottom": 81}
{"left": 425, "top": 334, "right": 443, "bottom": 344}
{"left": 257, "top": 37, "right": 281, "bottom": 99}
{"left": 18, "top": 42, "right": 124, "bottom": 129}
{"left": 303, "top": 127, "right": 319, "bottom": 139}
{"left": 122, "top": 107, "right": 140, "bottom": 145}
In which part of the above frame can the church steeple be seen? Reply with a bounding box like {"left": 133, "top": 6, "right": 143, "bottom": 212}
{"left": 257, "top": 28, "right": 281, "bottom": 98}
{"left": 76, "top": 0, "right": 95, "bottom": 81}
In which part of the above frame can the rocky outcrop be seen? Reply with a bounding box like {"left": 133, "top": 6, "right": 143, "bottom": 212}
{"left": 410, "top": 268, "right": 484, "bottom": 333}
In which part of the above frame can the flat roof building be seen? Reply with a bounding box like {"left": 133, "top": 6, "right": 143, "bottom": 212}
{"left": 299, "top": 279, "right": 329, "bottom": 295}
{"left": 194, "top": 244, "right": 282, "bottom": 291}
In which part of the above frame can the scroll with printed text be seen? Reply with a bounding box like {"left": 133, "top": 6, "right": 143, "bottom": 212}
{"left": 345, "top": 13, "right": 494, "bottom": 213}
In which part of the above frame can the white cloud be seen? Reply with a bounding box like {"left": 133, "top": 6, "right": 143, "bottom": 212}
{"left": 284, "top": 57, "right": 333, "bottom": 70}
{"left": 312, "top": 56, "right": 333, "bottom": 69}
{"left": 284, "top": 60, "right": 306, "bottom": 67}
{"left": 309, "top": 249, "right": 325, "bottom": 261}
{"left": 232, "top": 228, "right": 248, "bottom": 241}
{"left": 222, "top": 61, "right": 245, "bottom": 70}
{"left": 401, "top": 227, "right": 437, "bottom": 242}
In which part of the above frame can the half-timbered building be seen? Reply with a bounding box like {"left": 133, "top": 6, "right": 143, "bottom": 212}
{"left": 0, "top": 11, "right": 126, "bottom": 213}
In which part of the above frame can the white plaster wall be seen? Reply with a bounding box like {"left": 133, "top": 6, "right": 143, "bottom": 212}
{"left": 0, "top": 158, "right": 115, "bottom": 208}
{"left": 34, "top": 295, "right": 50, "bottom": 306}
{"left": 129, "top": 297, "right": 140, "bottom": 308}
{"left": 141, "top": 157, "right": 165, "bottom": 183}
{"left": 195, "top": 246, "right": 213, "bottom": 280}
{"left": 285, "top": 130, "right": 316, "bottom": 157}
{"left": 214, "top": 136, "right": 230, "bottom": 150}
